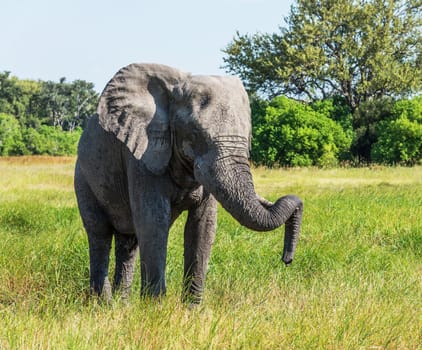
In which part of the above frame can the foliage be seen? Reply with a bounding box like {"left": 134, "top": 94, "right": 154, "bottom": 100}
{"left": 36, "top": 79, "right": 98, "bottom": 131}
{"left": 0, "top": 72, "right": 43, "bottom": 128}
{"left": 350, "top": 97, "right": 396, "bottom": 162}
{"left": 223, "top": 0, "right": 422, "bottom": 165}
{"left": 23, "top": 126, "right": 82, "bottom": 156}
{"left": 223, "top": 0, "right": 422, "bottom": 112}
{"left": 0, "top": 71, "right": 97, "bottom": 156}
{"left": 372, "top": 96, "right": 422, "bottom": 165}
{"left": 0, "top": 113, "right": 26, "bottom": 155}
{"left": 310, "top": 96, "right": 354, "bottom": 135}
{"left": 250, "top": 94, "right": 421, "bottom": 166}
{"left": 0, "top": 159, "right": 421, "bottom": 348}
{"left": 0, "top": 71, "right": 98, "bottom": 131}
{"left": 0, "top": 113, "right": 82, "bottom": 157}
{"left": 350, "top": 95, "right": 422, "bottom": 163}
{"left": 392, "top": 94, "right": 422, "bottom": 121}
{"left": 251, "top": 96, "right": 352, "bottom": 167}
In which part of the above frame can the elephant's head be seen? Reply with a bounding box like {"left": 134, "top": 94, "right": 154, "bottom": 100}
{"left": 98, "top": 63, "right": 303, "bottom": 264}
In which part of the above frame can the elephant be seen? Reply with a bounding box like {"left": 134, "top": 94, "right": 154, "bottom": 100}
{"left": 74, "top": 63, "right": 303, "bottom": 303}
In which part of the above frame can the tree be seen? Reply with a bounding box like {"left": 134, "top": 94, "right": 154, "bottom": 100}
{"left": 35, "top": 78, "right": 98, "bottom": 131}
{"left": 66, "top": 80, "right": 98, "bottom": 131}
{"left": 351, "top": 97, "right": 396, "bottom": 162}
{"left": 36, "top": 79, "right": 69, "bottom": 129}
{"left": 0, "top": 72, "right": 17, "bottom": 115}
{"left": 1, "top": 71, "right": 98, "bottom": 131}
{"left": 223, "top": 0, "right": 422, "bottom": 112}
{"left": 0, "top": 113, "right": 26, "bottom": 155}
{"left": 0, "top": 71, "right": 97, "bottom": 156}
{"left": 0, "top": 72, "right": 43, "bottom": 127}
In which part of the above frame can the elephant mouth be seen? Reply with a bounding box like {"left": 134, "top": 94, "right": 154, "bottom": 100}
{"left": 169, "top": 142, "right": 198, "bottom": 189}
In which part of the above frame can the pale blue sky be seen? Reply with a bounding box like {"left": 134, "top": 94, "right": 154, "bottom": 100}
{"left": 1, "top": 0, "right": 293, "bottom": 91}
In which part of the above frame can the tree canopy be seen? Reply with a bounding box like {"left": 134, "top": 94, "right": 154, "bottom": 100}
{"left": 0, "top": 72, "right": 97, "bottom": 156}
{"left": 223, "top": 0, "right": 422, "bottom": 112}
{"left": 0, "top": 71, "right": 98, "bottom": 131}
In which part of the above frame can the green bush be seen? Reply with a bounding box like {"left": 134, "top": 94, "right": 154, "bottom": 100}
{"left": 310, "top": 96, "right": 354, "bottom": 135}
{"left": 1, "top": 112, "right": 82, "bottom": 157}
{"left": 372, "top": 97, "right": 422, "bottom": 165}
{"left": 23, "top": 126, "right": 82, "bottom": 156}
{"left": 392, "top": 96, "right": 422, "bottom": 122}
{"left": 251, "top": 96, "right": 352, "bottom": 167}
{"left": 0, "top": 113, "right": 27, "bottom": 155}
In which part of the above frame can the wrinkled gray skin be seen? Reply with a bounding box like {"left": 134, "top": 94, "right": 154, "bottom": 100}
{"left": 74, "top": 63, "right": 303, "bottom": 303}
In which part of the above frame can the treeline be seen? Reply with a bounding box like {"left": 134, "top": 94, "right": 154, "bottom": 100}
{"left": 1, "top": 70, "right": 421, "bottom": 165}
{"left": 251, "top": 95, "right": 422, "bottom": 166}
{"left": 0, "top": 71, "right": 98, "bottom": 156}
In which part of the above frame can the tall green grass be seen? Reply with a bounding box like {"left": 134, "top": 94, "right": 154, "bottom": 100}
{"left": 1, "top": 158, "right": 421, "bottom": 349}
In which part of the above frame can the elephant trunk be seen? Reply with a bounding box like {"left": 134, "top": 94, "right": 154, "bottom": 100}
{"left": 194, "top": 151, "right": 303, "bottom": 265}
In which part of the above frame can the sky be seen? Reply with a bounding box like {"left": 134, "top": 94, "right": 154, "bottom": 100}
{"left": 1, "top": 0, "right": 293, "bottom": 92}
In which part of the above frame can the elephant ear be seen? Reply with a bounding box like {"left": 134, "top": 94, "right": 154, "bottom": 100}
{"left": 97, "top": 63, "right": 187, "bottom": 175}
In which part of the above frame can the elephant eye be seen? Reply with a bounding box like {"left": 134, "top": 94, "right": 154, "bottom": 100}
{"left": 200, "top": 94, "right": 211, "bottom": 109}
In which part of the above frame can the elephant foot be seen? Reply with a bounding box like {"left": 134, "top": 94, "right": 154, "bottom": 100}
{"left": 112, "top": 288, "right": 132, "bottom": 302}
{"left": 90, "top": 277, "right": 112, "bottom": 300}
{"left": 181, "top": 283, "right": 203, "bottom": 306}
{"left": 182, "top": 292, "right": 202, "bottom": 306}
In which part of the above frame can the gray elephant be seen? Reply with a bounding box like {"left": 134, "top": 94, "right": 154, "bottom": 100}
{"left": 74, "top": 63, "right": 303, "bottom": 303}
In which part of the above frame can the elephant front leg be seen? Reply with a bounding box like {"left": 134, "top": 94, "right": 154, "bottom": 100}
{"left": 113, "top": 233, "right": 138, "bottom": 298}
{"left": 88, "top": 231, "right": 113, "bottom": 299}
{"left": 131, "top": 191, "right": 172, "bottom": 298}
{"left": 183, "top": 192, "right": 217, "bottom": 304}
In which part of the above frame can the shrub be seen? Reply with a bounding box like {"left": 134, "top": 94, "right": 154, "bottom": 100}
{"left": 0, "top": 113, "right": 27, "bottom": 155}
{"left": 23, "top": 126, "right": 82, "bottom": 156}
{"left": 310, "top": 96, "right": 353, "bottom": 135}
{"left": 251, "top": 96, "right": 352, "bottom": 167}
{"left": 372, "top": 97, "right": 422, "bottom": 165}
{"left": 392, "top": 96, "right": 422, "bottom": 122}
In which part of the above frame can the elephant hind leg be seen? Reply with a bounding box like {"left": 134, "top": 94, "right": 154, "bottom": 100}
{"left": 113, "top": 233, "right": 138, "bottom": 298}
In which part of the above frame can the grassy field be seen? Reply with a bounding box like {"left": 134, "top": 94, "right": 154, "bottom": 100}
{"left": 0, "top": 157, "right": 421, "bottom": 349}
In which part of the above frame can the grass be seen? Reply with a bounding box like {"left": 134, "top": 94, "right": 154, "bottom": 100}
{"left": 0, "top": 157, "right": 421, "bottom": 349}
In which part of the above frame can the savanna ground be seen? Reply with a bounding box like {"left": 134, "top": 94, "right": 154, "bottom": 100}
{"left": 0, "top": 157, "right": 421, "bottom": 349}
